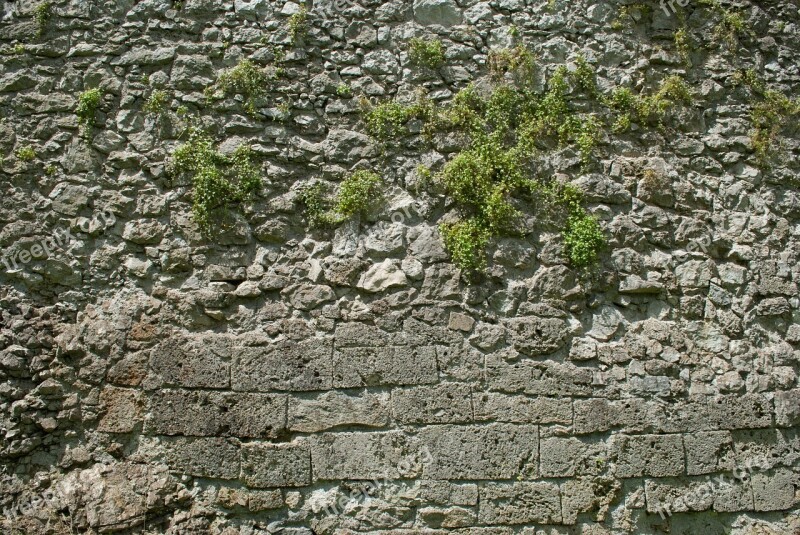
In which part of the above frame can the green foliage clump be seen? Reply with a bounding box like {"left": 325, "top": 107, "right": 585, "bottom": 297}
{"left": 15, "top": 145, "right": 36, "bottom": 162}
{"left": 750, "top": 89, "right": 800, "bottom": 164}
{"left": 362, "top": 96, "right": 431, "bottom": 140}
{"left": 287, "top": 6, "right": 308, "bottom": 45}
{"left": 605, "top": 75, "right": 692, "bottom": 131}
{"left": 488, "top": 45, "right": 535, "bottom": 83}
{"left": 144, "top": 90, "right": 169, "bottom": 115}
{"left": 698, "top": 0, "right": 752, "bottom": 48}
{"left": 208, "top": 59, "right": 273, "bottom": 115}
{"left": 76, "top": 87, "right": 102, "bottom": 130}
{"left": 300, "top": 170, "right": 383, "bottom": 227}
{"left": 611, "top": 3, "right": 650, "bottom": 30}
{"left": 336, "top": 83, "right": 351, "bottom": 97}
{"left": 336, "top": 170, "right": 382, "bottom": 217}
{"left": 440, "top": 219, "right": 493, "bottom": 272}
{"left": 170, "top": 127, "right": 261, "bottom": 233}
{"left": 559, "top": 186, "right": 606, "bottom": 268}
{"left": 34, "top": 1, "right": 52, "bottom": 37}
{"left": 674, "top": 27, "right": 691, "bottom": 63}
{"left": 408, "top": 38, "right": 445, "bottom": 69}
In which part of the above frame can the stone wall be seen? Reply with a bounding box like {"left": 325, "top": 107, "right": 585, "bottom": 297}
{"left": 1, "top": 0, "right": 799, "bottom": 533}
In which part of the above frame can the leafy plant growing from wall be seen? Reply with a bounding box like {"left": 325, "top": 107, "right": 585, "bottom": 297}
{"left": 408, "top": 38, "right": 445, "bottom": 69}
{"left": 300, "top": 170, "right": 383, "bottom": 228}
{"left": 76, "top": 87, "right": 102, "bottom": 135}
{"left": 205, "top": 59, "right": 275, "bottom": 116}
{"left": 34, "top": 1, "right": 52, "bottom": 38}
{"left": 170, "top": 126, "right": 261, "bottom": 233}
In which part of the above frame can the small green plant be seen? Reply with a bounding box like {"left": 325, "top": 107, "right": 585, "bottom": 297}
{"left": 408, "top": 38, "right": 445, "bottom": 69}
{"left": 33, "top": 1, "right": 52, "bottom": 38}
{"left": 45, "top": 164, "right": 57, "bottom": 175}
{"left": 612, "top": 3, "right": 650, "bottom": 30}
{"left": 750, "top": 89, "right": 800, "bottom": 164}
{"left": 572, "top": 54, "right": 597, "bottom": 96}
{"left": 76, "top": 87, "right": 102, "bottom": 130}
{"left": 336, "top": 83, "right": 352, "bottom": 97}
{"left": 287, "top": 6, "right": 308, "bottom": 45}
{"left": 15, "top": 145, "right": 36, "bottom": 162}
{"left": 170, "top": 126, "right": 261, "bottom": 233}
{"left": 335, "top": 170, "right": 382, "bottom": 217}
{"left": 606, "top": 75, "right": 692, "bottom": 130}
{"left": 563, "top": 208, "right": 605, "bottom": 267}
{"left": 674, "top": 27, "right": 691, "bottom": 63}
{"left": 300, "top": 170, "right": 383, "bottom": 227}
{"left": 698, "top": 0, "right": 752, "bottom": 48}
{"left": 207, "top": 59, "right": 273, "bottom": 115}
{"left": 488, "top": 45, "right": 535, "bottom": 83}
{"left": 362, "top": 97, "right": 431, "bottom": 140}
{"left": 144, "top": 90, "right": 169, "bottom": 115}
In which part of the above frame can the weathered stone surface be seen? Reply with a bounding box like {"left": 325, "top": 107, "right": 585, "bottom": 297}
{"left": 478, "top": 482, "right": 561, "bottom": 525}
{"left": 506, "top": 316, "right": 568, "bottom": 356}
{"left": 611, "top": 434, "right": 684, "bottom": 478}
{"left": 159, "top": 437, "right": 241, "bottom": 479}
{"left": 391, "top": 383, "right": 473, "bottom": 424}
{"left": 232, "top": 338, "right": 333, "bottom": 391}
{"left": 145, "top": 390, "right": 287, "bottom": 439}
{"left": 150, "top": 334, "right": 231, "bottom": 389}
{"left": 98, "top": 387, "right": 142, "bottom": 433}
{"left": 241, "top": 442, "right": 311, "bottom": 487}
{"left": 419, "top": 424, "right": 538, "bottom": 480}
{"left": 332, "top": 346, "right": 438, "bottom": 387}
{"left": 310, "top": 432, "right": 417, "bottom": 480}
{"left": 473, "top": 393, "right": 572, "bottom": 424}
{"left": 288, "top": 391, "right": 390, "bottom": 432}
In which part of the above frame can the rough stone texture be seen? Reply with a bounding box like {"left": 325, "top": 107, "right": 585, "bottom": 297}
{"left": 0, "top": 0, "right": 799, "bottom": 533}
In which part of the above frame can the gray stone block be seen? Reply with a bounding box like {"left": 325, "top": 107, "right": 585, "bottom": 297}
{"left": 611, "top": 434, "right": 684, "bottom": 477}
{"left": 150, "top": 334, "right": 231, "bottom": 389}
{"left": 560, "top": 476, "right": 618, "bottom": 525}
{"left": 332, "top": 346, "right": 438, "bottom": 388}
{"left": 752, "top": 469, "right": 797, "bottom": 511}
{"left": 487, "top": 356, "right": 593, "bottom": 396}
{"left": 506, "top": 316, "right": 568, "bottom": 356}
{"left": 475, "top": 393, "right": 572, "bottom": 424}
{"left": 540, "top": 437, "right": 607, "bottom": 477}
{"left": 775, "top": 389, "right": 800, "bottom": 427}
{"left": 232, "top": 338, "right": 333, "bottom": 392}
{"left": 419, "top": 423, "right": 538, "bottom": 480}
{"left": 160, "top": 437, "right": 241, "bottom": 479}
{"left": 644, "top": 477, "right": 715, "bottom": 515}
{"left": 98, "top": 386, "right": 142, "bottom": 433}
{"left": 478, "top": 482, "right": 562, "bottom": 525}
{"left": 241, "top": 442, "right": 311, "bottom": 488}
{"left": 731, "top": 429, "right": 800, "bottom": 471}
{"left": 684, "top": 431, "right": 734, "bottom": 475}
{"left": 310, "top": 431, "right": 418, "bottom": 480}
{"left": 288, "top": 391, "right": 390, "bottom": 432}
{"left": 712, "top": 477, "right": 753, "bottom": 512}
{"left": 392, "top": 383, "right": 473, "bottom": 424}
{"left": 145, "top": 389, "right": 287, "bottom": 439}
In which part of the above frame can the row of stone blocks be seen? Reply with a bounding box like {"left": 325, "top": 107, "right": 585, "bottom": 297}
{"left": 149, "top": 425, "right": 798, "bottom": 525}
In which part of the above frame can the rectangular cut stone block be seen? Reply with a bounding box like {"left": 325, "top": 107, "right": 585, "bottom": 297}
{"left": 310, "top": 431, "right": 418, "bottom": 481}
{"left": 713, "top": 477, "right": 753, "bottom": 512}
{"left": 160, "top": 437, "right": 241, "bottom": 479}
{"left": 560, "top": 477, "right": 617, "bottom": 525}
{"left": 414, "top": 481, "right": 479, "bottom": 506}
{"left": 434, "top": 345, "right": 484, "bottom": 382}
{"left": 474, "top": 394, "right": 572, "bottom": 424}
{"left": 774, "top": 389, "right": 800, "bottom": 427}
{"left": 392, "top": 383, "right": 473, "bottom": 424}
{"left": 684, "top": 431, "right": 734, "bottom": 475}
{"left": 232, "top": 338, "right": 333, "bottom": 392}
{"left": 487, "top": 356, "right": 593, "bottom": 396}
{"left": 334, "top": 322, "right": 409, "bottom": 347}
{"left": 573, "top": 398, "right": 667, "bottom": 434}
{"left": 540, "top": 437, "right": 606, "bottom": 478}
{"left": 288, "top": 391, "right": 390, "bottom": 432}
{"left": 698, "top": 394, "right": 773, "bottom": 430}
{"left": 478, "top": 482, "right": 562, "bottom": 525}
{"left": 241, "top": 442, "right": 311, "bottom": 488}
{"left": 611, "top": 434, "right": 684, "bottom": 477}
{"left": 146, "top": 389, "right": 287, "bottom": 439}
{"left": 150, "top": 334, "right": 231, "bottom": 388}
{"left": 98, "top": 386, "right": 142, "bottom": 433}
{"left": 332, "top": 346, "right": 438, "bottom": 388}
{"left": 752, "top": 469, "right": 796, "bottom": 511}
{"left": 731, "top": 429, "right": 800, "bottom": 471}
{"left": 419, "top": 423, "right": 538, "bottom": 480}
{"left": 644, "top": 478, "right": 716, "bottom": 516}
